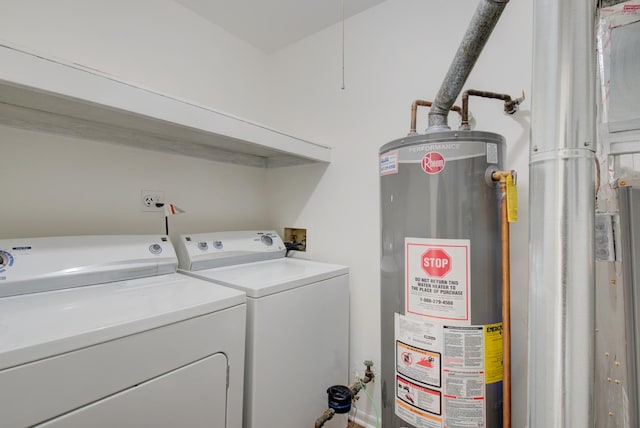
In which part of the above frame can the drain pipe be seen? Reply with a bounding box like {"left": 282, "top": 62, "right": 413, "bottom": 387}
{"left": 428, "top": 0, "right": 510, "bottom": 131}
{"left": 528, "top": 0, "right": 596, "bottom": 427}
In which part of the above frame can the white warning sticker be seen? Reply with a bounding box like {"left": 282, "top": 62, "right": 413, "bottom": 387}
{"left": 486, "top": 143, "right": 498, "bottom": 164}
{"left": 443, "top": 326, "right": 484, "bottom": 370}
{"left": 396, "top": 398, "right": 442, "bottom": 428}
{"left": 394, "top": 313, "right": 489, "bottom": 428}
{"left": 397, "top": 375, "right": 442, "bottom": 415}
{"left": 443, "top": 370, "right": 486, "bottom": 427}
{"left": 397, "top": 341, "right": 441, "bottom": 388}
{"left": 443, "top": 370, "right": 485, "bottom": 398}
{"left": 380, "top": 150, "right": 399, "bottom": 176}
{"left": 395, "top": 313, "right": 443, "bottom": 387}
{"left": 405, "top": 238, "right": 471, "bottom": 323}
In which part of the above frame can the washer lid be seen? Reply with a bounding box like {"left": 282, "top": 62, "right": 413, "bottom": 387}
{"left": 181, "top": 258, "right": 348, "bottom": 298}
{"left": 0, "top": 273, "right": 245, "bottom": 370}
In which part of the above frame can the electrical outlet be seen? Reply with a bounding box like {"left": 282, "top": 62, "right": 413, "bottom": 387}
{"left": 141, "top": 190, "right": 164, "bottom": 212}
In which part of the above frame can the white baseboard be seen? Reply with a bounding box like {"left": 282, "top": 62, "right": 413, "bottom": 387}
{"left": 352, "top": 410, "right": 379, "bottom": 428}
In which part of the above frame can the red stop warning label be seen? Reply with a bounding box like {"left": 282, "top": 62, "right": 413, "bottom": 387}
{"left": 421, "top": 248, "right": 452, "bottom": 277}
{"left": 406, "top": 238, "right": 470, "bottom": 321}
{"left": 421, "top": 152, "right": 446, "bottom": 174}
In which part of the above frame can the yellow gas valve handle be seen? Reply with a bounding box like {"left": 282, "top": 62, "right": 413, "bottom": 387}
{"left": 506, "top": 172, "right": 518, "bottom": 223}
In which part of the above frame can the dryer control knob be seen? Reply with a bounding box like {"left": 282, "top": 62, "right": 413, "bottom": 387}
{"left": 213, "top": 241, "right": 223, "bottom": 250}
{"left": 0, "top": 251, "right": 13, "bottom": 269}
{"left": 198, "top": 241, "right": 209, "bottom": 250}
{"left": 261, "top": 235, "right": 273, "bottom": 246}
{"left": 149, "top": 244, "right": 163, "bottom": 255}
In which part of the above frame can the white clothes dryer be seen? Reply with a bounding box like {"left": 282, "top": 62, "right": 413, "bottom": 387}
{"left": 176, "top": 231, "right": 350, "bottom": 428}
{"left": 0, "top": 235, "right": 246, "bottom": 428}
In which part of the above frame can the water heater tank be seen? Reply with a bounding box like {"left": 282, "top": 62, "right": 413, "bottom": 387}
{"left": 379, "top": 130, "right": 504, "bottom": 428}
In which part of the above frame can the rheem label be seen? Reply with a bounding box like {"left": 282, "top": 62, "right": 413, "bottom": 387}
{"left": 421, "top": 152, "right": 446, "bottom": 174}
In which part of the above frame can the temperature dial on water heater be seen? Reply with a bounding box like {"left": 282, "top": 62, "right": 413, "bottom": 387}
{"left": 261, "top": 235, "right": 273, "bottom": 246}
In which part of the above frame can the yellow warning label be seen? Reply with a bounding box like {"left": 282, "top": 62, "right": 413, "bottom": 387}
{"left": 484, "top": 322, "right": 503, "bottom": 384}
{"left": 506, "top": 174, "right": 518, "bottom": 222}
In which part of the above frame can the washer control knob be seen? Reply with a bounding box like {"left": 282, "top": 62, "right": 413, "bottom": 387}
{"left": 213, "top": 241, "right": 223, "bottom": 250}
{"left": 0, "top": 253, "right": 7, "bottom": 269}
{"left": 261, "top": 235, "right": 273, "bottom": 246}
{"left": 149, "top": 244, "right": 163, "bottom": 255}
{"left": 198, "top": 241, "right": 209, "bottom": 251}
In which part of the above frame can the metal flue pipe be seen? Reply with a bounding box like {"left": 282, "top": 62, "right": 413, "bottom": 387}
{"left": 528, "top": 0, "right": 596, "bottom": 427}
{"left": 428, "top": 0, "right": 509, "bottom": 131}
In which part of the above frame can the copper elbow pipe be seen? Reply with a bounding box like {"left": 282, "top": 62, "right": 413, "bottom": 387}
{"left": 461, "top": 90, "right": 524, "bottom": 129}
{"left": 492, "top": 170, "right": 512, "bottom": 428}
{"left": 410, "top": 100, "right": 462, "bottom": 135}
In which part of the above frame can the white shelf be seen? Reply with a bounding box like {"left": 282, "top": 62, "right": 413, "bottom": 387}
{"left": 0, "top": 44, "right": 331, "bottom": 168}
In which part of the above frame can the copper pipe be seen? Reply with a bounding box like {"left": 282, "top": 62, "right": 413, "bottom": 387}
{"left": 410, "top": 100, "right": 462, "bottom": 135}
{"left": 492, "top": 170, "right": 512, "bottom": 428}
{"left": 461, "top": 89, "right": 524, "bottom": 129}
{"left": 314, "top": 408, "right": 336, "bottom": 428}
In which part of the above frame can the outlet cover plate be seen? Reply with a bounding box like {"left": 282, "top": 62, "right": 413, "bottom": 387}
{"left": 141, "top": 190, "right": 164, "bottom": 212}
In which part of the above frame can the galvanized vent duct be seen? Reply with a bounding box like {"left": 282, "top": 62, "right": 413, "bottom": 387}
{"left": 428, "top": 0, "right": 509, "bottom": 131}
{"left": 528, "top": 0, "right": 596, "bottom": 426}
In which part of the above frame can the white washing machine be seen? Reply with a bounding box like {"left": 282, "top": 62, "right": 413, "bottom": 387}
{"left": 176, "top": 231, "right": 350, "bottom": 428}
{"left": 0, "top": 235, "right": 246, "bottom": 428}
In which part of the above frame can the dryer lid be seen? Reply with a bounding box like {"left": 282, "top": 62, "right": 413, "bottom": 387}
{"left": 0, "top": 272, "right": 245, "bottom": 370}
{"left": 182, "top": 258, "right": 348, "bottom": 298}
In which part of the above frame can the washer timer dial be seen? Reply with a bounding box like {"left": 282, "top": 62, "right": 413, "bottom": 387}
{"left": 261, "top": 235, "right": 273, "bottom": 246}
{"left": 0, "top": 250, "right": 14, "bottom": 270}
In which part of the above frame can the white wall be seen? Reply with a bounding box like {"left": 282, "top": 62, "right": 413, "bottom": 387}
{"left": 0, "top": 125, "right": 269, "bottom": 239}
{"left": 265, "top": 1, "right": 533, "bottom": 426}
{"left": 0, "top": 0, "right": 273, "bottom": 239}
{"left": 0, "top": 0, "right": 270, "bottom": 120}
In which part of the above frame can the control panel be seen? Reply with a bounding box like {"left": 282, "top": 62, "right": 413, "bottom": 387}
{"left": 177, "top": 231, "right": 286, "bottom": 271}
{"left": 0, "top": 235, "right": 177, "bottom": 298}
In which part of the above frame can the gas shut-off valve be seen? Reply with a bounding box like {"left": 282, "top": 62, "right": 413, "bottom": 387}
{"left": 314, "top": 360, "right": 375, "bottom": 428}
